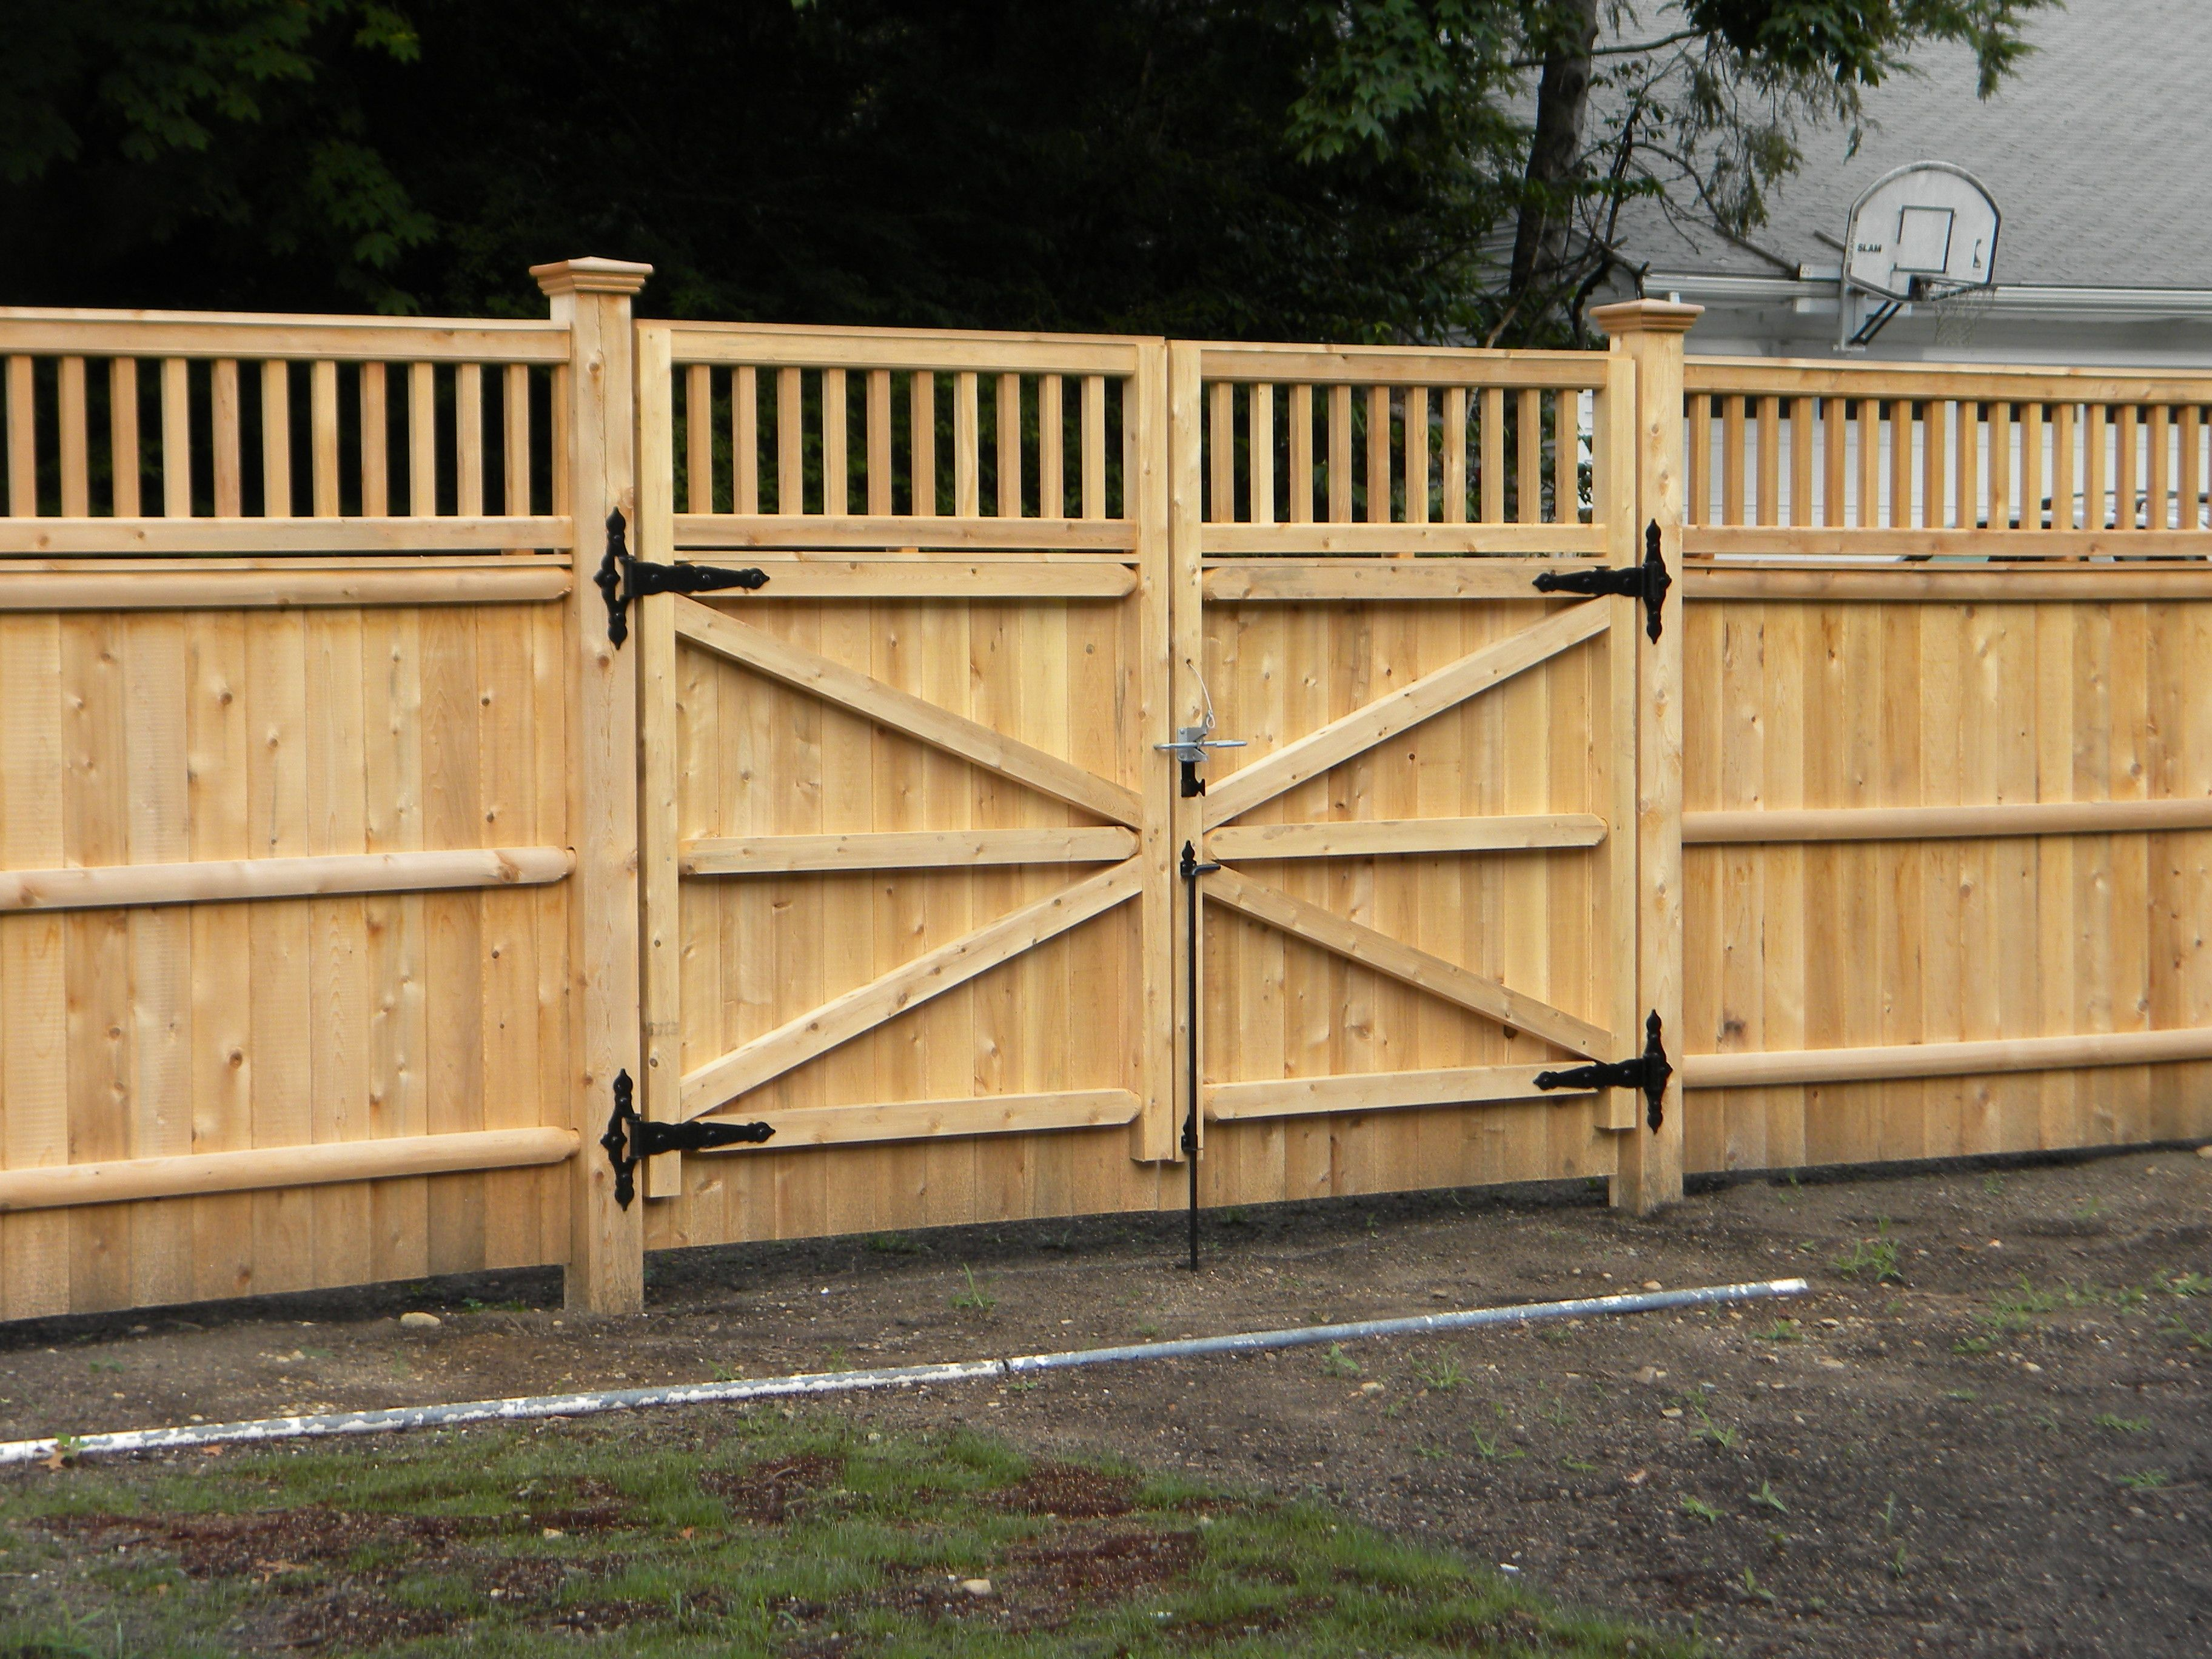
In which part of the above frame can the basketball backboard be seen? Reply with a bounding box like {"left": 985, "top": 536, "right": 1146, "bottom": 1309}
{"left": 1837, "top": 161, "right": 2000, "bottom": 349}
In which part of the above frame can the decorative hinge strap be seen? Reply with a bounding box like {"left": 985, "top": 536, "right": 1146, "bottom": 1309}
{"left": 1531, "top": 1011, "right": 1673, "bottom": 1132}
{"left": 596, "top": 509, "right": 769, "bottom": 646}
{"left": 598, "top": 1069, "right": 776, "bottom": 1209}
{"left": 1530, "top": 520, "right": 1672, "bottom": 642}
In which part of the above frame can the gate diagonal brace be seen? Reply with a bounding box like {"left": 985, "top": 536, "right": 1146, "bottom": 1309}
{"left": 1531, "top": 520, "right": 1672, "bottom": 642}
{"left": 597, "top": 509, "right": 768, "bottom": 647}
{"left": 600, "top": 1070, "right": 774, "bottom": 1209}
{"left": 1532, "top": 1011, "right": 1673, "bottom": 1132}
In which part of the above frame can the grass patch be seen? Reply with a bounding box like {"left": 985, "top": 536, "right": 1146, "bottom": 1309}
{"left": 948, "top": 1265, "right": 997, "bottom": 1313}
{"left": 1833, "top": 1219, "right": 1904, "bottom": 1284}
{"left": 0, "top": 1415, "right": 1689, "bottom": 1657}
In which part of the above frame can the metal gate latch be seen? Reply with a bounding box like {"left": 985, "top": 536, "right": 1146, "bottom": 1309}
{"left": 597, "top": 509, "right": 769, "bottom": 647}
{"left": 599, "top": 1069, "right": 775, "bottom": 1208}
{"left": 1532, "top": 1011, "right": 1673, "bottom": 1132}
{"left": 1531, "top": 520, "right": 1672, "bottom": 641}
{"left": 1156, "top": 725, "right": 1246, "bottom": 797}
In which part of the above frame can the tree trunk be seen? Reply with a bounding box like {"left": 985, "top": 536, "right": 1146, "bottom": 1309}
{"left": 1507, "top": 0, "right": 1601, "bottom": 329}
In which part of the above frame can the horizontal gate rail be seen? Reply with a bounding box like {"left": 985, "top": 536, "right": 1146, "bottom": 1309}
{"left": 0, "top": 561, "right": 569, "bottom": 610}
{"left": 0, "top": 1128, "right": 578, "bottom": 1213}
{"left": 1206, "top": 1064, "right": 1594, "bottom": 1121}
{"left": 1682, "top": 1027, "right": 2212, "bottom": 1090}
{"left": 1204, "top": 814, "right": 1606, "bottom": 860}
{"left": 0, "top": 846, "right": 573, "bottom": 912}
{"left": 1684, "top": 800, "right": 2212, "bottom": 844}
{"left": 681, "top": 827, "right": 1138, "bottom": 876}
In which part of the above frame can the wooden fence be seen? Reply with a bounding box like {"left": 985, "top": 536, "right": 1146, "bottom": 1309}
{"left": 1678, "top": 355, "right": 2212, "bottom": 1176}
{"left": 1, "top": 271, "right": 2207, "bottom": 1321}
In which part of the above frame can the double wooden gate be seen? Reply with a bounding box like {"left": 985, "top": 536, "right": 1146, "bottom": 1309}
{"left": 623, "top": 320, "right": 1680, "bottom": 1255}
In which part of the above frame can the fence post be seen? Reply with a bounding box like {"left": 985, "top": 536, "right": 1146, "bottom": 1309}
{"left": 534, "top": 256, "right": 653, "bottom": 1313}
{"left": 1590, "top": 298, "right": 1700, "bottom": 1215}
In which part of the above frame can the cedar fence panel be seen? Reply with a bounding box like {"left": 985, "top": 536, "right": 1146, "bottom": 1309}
{"left": 1678, "top": 354, "right": 2212, "bottom": 1176}
{"left": 0, "top": 297, "right": 605, "bottom": 1319}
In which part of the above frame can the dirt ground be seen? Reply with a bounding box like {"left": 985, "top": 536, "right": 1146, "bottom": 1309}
{"left": 4, "top": 1145, "right": 2209, "bottom": 1657}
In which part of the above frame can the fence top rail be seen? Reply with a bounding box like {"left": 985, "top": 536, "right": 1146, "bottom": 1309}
{"left": 0, "top": 306, "right": 571, "bottom": 364}
{"left": 1193, "top": 340, "right": 1610, "bottom": 389}
{"left": 1684, "top": 354, "right": 2212, "bottom": 406}
{"left": 648, "top": 320, "right": 1144, "bottom": 377}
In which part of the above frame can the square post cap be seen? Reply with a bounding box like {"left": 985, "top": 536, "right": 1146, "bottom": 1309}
{"left": 531, "top": 257, "right": 654, "bottom": 297}
{"left": 1589, "top": 298, "right": 1702, "bottom": 338}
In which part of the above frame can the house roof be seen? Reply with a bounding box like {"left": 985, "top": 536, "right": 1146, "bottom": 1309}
{"left": 1617, "top": 0, "right": 2212, "bottom": 289}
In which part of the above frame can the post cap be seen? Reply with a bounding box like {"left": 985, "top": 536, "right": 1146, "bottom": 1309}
{"left": 531, "top": 257, "right": 654, "bottom": 298}
{"left": 1589, "top": 298, "right": 1703, "bottom": 337}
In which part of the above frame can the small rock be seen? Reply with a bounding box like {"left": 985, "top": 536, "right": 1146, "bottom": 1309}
{"left": 958, "top": 1578, "right": 995, "bottom": 1598}
{"left": 2198, "top": 1144, "right": 2212, "bottom": 1159}
{"left": 1986, "top": 1239, "right": 2003, "bottom": 1250}
{"left": 1359, "top": 1381, "right": 1385, "bottom": 1395}
{"left": 1817, "top": 1356, "right": 1847, "bottom": 1370}
{"left": 1634, "top": 1365, "right": 1664, "bottom": 1386}
{"left": 2021, "top": 1361, "right": 2043, "bottom": 1374}
{"left": 1641, "top": 1280, "right": 1663, "bottom": 1291}
{"left": 398, "top": 1312, "right": 441, "bottom": 1330}
{"left": 541, "top": 1527, "right": 564, "bottom": 1540}
{"left": 1660, "top": 1407, "right": 1684, "bottom": 1419}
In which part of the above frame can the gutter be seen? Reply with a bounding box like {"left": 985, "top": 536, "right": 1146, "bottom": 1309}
{"left": 1644, "top": 270, "right": 2212, "bottom": 324}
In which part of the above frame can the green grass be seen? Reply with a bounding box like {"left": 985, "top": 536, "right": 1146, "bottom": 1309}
{"left": 1832, "top": 1219, "right": 1904, "bottom": 1284}
{"left": 0, "top": 1415, "right": 1693, "bottom": 1658}
{"left": 948, "top": 1265, "right": 997, "bottom": 1313}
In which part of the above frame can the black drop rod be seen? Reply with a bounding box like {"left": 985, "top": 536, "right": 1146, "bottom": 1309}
{"left": 1179, "top": 840, "right": 1216, "bottom": 1272}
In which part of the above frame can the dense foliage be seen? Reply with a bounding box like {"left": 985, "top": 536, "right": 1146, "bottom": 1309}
{"left": 0, "top": 1, "right": 2049, "bottom": 340}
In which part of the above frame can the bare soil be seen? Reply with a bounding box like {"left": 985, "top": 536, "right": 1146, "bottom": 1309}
{"left": 4, "top": 1145, "right": 2209, "bottom": 1656}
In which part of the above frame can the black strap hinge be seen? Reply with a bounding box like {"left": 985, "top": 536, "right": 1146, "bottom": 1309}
{"left": 1532, "top": 520, "right": 1672, "bottom": 641}
{"left": 599, "top": 1069, "right": 775, "bottom": 1208}
{"left": 1532, "top": 1011, "right": 1673, "bottom": 1131}
{"left": 597, "top": 509, "right": 768, "bottom": 646}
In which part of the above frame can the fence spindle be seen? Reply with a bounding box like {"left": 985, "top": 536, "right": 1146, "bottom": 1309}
{"left": 1367, "top": 385, "right": 1392, "bottom": 525}
{"left": 109, "top": 360, "right": 140, "bottom": 517}
{"left": 910, "top": 370, "right": 936, "bottom": 517}
{"left": 868, "top": 370, "right": 894, "bottom": 516}
{"left": 1289, "top": 385, "right": 1313, "bottom": 523}
{"left": 2019, "top": 403, "right": 2043, "bottom": 533}
{"left": 1404, "top": 386, "right": 1428, "bottom": 526}
{"left": 1721, "top": 395, "right": 1745, "bottom": 526}
{"left": 1553, "top": 390, "right": 1577, "bottom": 524}
{"left": 212, "top": 360, "right": 243, "bottom": 515}
{"left": 2148, "top": 405, "right": 2171, "bottom": 531}
{"left": 2084, "top": 405, "right": 2107, "bottom": 534}
{"left": 1327, "top": 385, "right": 1352, "bottom": 523}
{"left": 1687, "top": 394, "right": 1711, "bottom": 525}
{"left": 360, "top": 363, "right": 388, "bottom": 516}
{"left": 4, "top": 357, "right": 31, "bottom": 516}
{"left": 825, "top": 368, "right": 850, "bottom": 517}
{"left": 504, "top": 363, "right": 531, "bottom": 516}
{"left": 312, "top": 361, "right": 340, "bottom": 516}
{"left": 2180, "top": 406, "right": 2202, "bottom": 531}
{"left": 409, "top": 361, "right": 436, "bottom": 516}
{"left": 1079, "top": 374, "right": 1105, "bottom": 520}
{"left": 57, "top": 358, "right": 89, "bottom": 517}
{"left": 161, "top": 358, "right": 191, "bottom": 518}
{"left": 1517, "top": 388, "right": 1543, "bottom": 525}
{"left": 1210, "top": 381, "right": 1235, "bottom": 524}
{"left": 685, "top": 364, "right": 712, "bottom": 515}
{"left": 1755, "top": 396, "right": 1780, "bottom": 527}
{"left": 954, "top": 372, "right": 979, "bottom": 516}
{"left": 777, "top": 366, "right": 803, "bottom": 515}
{"left": 1480, "top": 387, "right": 1505, "bottom": 522}
{"left": 1822, "top": 397, "right": 1845, "bottom": 528}
{"left": 457, "top": 362, "right": 484, "bottom": 517}
{"left": 733, "top": 366, "right": 758, "bottom": 514}
{"left": 1441, "top": 387, "right": 1467, "bottom": 524}
{"left": 1248, "top": 384, "right": 1273, "bottom": 526}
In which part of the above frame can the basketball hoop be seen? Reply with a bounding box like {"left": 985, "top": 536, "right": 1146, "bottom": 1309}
{"left": 1836, "top": 162, "right": 2001, "bottom": 352}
